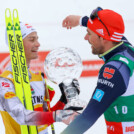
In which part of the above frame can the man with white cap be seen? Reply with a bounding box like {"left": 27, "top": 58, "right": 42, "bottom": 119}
{"left": 0, "top": 22, "right": 79, "bottom": 134}
{"left": 61, "top": 7, "right": 134, "bottom": 134}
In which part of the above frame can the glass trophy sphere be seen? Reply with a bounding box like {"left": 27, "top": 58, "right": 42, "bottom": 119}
{"left": 44, "top": 47, "right": 83, "bottom": 84}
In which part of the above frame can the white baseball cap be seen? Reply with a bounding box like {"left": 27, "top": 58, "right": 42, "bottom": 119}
{"left": 19, "top": 22, "right": 36, "bottom": 39}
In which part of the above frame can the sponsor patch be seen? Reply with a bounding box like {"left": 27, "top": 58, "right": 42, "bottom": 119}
{"left": 103, "top": 67, "right": 115, "bottom": 79}
{"left": 119, "top": 57, "right": 129, "bottom": 64}
{"left": 125, "top": 126, "right": 134, "bottom": 132}
{"left": 2, "top": 82, "right": 10, "bottom": 87}
{"left": 34, "top": 104, "right": 43, "bottom": 111}
{"left": 93, "top": 89, "right": 104, "bottom": 102}
{"left": 107, "top": 125, "right": 115, "bottom": 132}
{"left": 4, "top": 92, "right": 16, "bottom": 99}
{"left": 98, "top": 79, "right": 114, "bottom": 88}
{"left": 31, "top": 88, "right": 35, "bottom": 95}
{"left": 35, "top": 72, "right": 39, "bottom": 75}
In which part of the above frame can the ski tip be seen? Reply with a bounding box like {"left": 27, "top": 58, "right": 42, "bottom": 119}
{"left": 5, "top": 8, "right": 11, "bottom": 18}
{"left": 13, "top": 9, "right": 19, "bottom": 19}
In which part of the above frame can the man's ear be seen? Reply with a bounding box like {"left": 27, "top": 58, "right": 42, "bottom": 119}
{"left": 99, "top": 36, "right": 104, "bottom": 42}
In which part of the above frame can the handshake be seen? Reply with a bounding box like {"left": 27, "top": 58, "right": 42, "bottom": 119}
{"left": 53, "top": 79, "right": 87, "bottom": 125}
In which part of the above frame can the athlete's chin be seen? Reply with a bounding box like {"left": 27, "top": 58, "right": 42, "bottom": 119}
{"left": 92, "top": 48, "right": 99, "bottom": 55}
{"left": 31, "top": 55, "right": 38, "bottom": 60}
{"left": 32, "top": 52, "right": 38, "bottom": 59}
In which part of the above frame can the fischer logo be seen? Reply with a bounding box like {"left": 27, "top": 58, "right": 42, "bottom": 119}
{"left": 9, "top": 34, "right": 21, "bottom": 84}
{"left": 125, "top": 126, "right": 134, "bottom": 132}
{"left": 16, "top": 34, "right": 28, "bottom": 84}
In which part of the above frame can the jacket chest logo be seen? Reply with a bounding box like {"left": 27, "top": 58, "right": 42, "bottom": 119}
{"left": 32, "top": 95, "right": 44, "bottom": 104}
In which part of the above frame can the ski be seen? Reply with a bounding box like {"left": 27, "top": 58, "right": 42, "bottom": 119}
{"left": 5, "top": 8, "right": 38, "bottom": 134}
{"left": 45, "top": 79, "right": 55, "bottom": 134}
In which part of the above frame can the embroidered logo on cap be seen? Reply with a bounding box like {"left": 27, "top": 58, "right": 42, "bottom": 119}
{"left": 96, "top": 29, "right": 104, "bottom": 35}
{"left": 25, "top": 24, "right": 32, "bottom": 28}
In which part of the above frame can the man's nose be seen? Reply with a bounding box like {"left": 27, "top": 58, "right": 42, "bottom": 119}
{"left": 35, "top": 41, "right": 40, "bottom": 47}
{"left": 84, "top": 33, "right": 89, "bottom": 40}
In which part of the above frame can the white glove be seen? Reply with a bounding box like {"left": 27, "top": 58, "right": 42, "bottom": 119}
{"left": 54, "top": 110, "right": 79, "bottom": 125}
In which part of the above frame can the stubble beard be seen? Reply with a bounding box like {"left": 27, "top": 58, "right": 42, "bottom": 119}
{"left": 91, "top": 46, "right": 99, "bottom": 55}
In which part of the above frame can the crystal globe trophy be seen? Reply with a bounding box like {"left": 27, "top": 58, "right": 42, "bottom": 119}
{"left": 44, "top": 47, "right": 86, "bottom": 111}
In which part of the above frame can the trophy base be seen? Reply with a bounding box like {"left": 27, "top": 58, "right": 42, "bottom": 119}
{"left": 64, "top": 99, "right": 87, "bottom": 113}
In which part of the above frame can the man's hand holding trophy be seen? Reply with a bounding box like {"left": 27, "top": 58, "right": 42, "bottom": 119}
{"left": 44, "top": 47, "right": 87, "bottom": 115}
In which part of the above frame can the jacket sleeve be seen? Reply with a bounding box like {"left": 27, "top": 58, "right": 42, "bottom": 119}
{"left": 44, "top": 82, "right": 65, "bottom": 111}
{"left": 61, "top": 61, "right": 130, "bottom": 134}
{"left": 0, "top": 78, "right": 55, "bottom": 126}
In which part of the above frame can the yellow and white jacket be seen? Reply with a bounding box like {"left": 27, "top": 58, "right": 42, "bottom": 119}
{"left": 0, "top": 65, "right": 54, "bottom": 134}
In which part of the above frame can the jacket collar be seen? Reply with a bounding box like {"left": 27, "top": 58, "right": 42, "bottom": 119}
{"left": 99, "top": 42, "right": 126, "bottom": 62}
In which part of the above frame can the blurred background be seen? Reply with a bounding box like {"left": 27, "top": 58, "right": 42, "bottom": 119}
{"left": 0, "top": 0, "right": 134, "bottom": 133}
